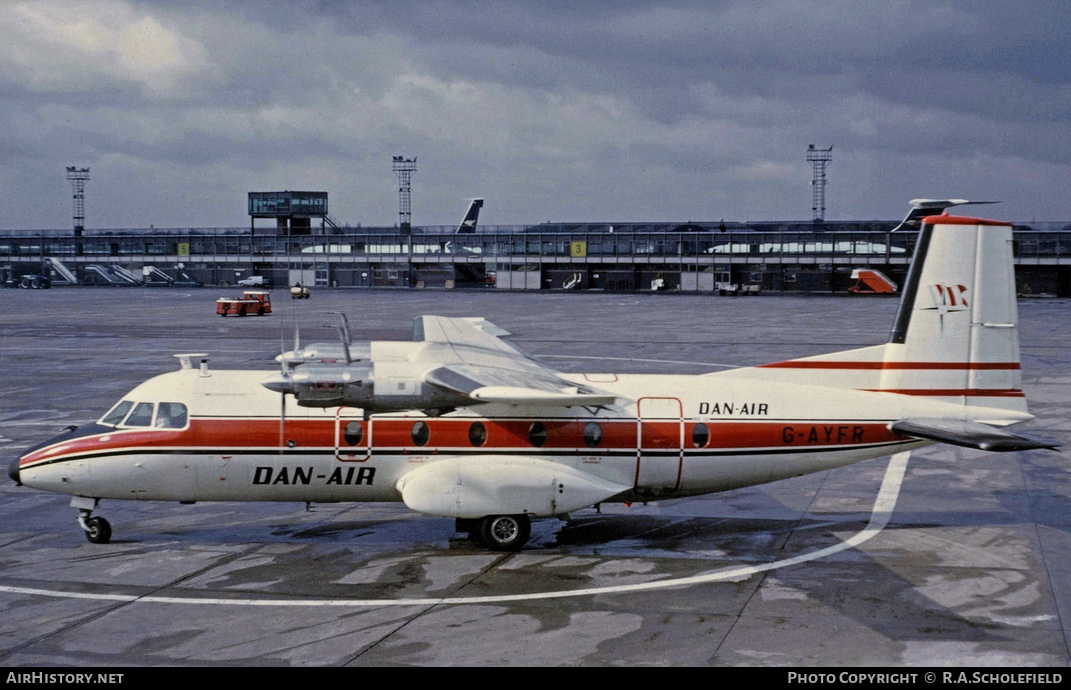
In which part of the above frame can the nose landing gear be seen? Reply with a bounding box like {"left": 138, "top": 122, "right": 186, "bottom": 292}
{"left": 71, "top": 496, "right": 112, "bottom": 544}
{"left": 79, "top": 514, "right": 112, "bottom": 544}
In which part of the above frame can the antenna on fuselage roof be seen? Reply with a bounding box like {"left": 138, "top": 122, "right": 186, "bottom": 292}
{"left": 174, "top": 353, "right": 208, "bottom": 371}
{"left": 274, "top": 324, "right": 300, "bottom": 454}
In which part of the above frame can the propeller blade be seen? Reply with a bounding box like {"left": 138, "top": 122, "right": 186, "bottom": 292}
{"left": 333, "top": 312, "right": 351, "bottom": 346}
{"left": 334, "top": 325, "right": 352, "bottom": 364}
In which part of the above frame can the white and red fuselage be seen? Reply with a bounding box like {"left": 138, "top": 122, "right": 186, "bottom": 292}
{"left": 13, "top": 366, "right": 1026, "bottom": 506}
{"left": 9, "top": 209, "right": 1049, "bottom": 549}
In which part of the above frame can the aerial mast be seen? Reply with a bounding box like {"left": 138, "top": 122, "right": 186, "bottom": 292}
{"left": 392, "top": 156, "right": 417, "bottom": 233}
{"left": 66, "top": 166, "right": 90, "bottom": 236}
{"left": 806, "top": 145, "right": 832, "bottom": 221}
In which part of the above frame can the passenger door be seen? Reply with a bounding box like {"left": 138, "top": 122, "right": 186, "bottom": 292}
{"left": 635, "top": 397, "right": 683, "bottom": 495}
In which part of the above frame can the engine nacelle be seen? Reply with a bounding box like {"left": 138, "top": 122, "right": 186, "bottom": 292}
{"left": 277, "top": 342, "right": 373, "bottom": 367}
{"left": 261, "top": 360, "right": 472, "bottom": 413}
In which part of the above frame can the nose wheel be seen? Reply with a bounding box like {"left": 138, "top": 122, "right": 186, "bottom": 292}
{"left": 72, "top": 497, "right": 112, "bottom": 544}
{"left": 80, "top": 514, "right": 112, "bottom": 544}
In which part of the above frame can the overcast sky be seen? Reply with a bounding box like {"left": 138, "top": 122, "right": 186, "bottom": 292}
{"left": 1, "top": 0, "right": 1068, "bottom": 229}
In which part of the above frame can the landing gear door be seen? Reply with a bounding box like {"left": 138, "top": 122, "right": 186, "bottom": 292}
{"left": 635, "top": 397, "right": 683, "bottom": 495}
{"left": 335, "top": 409, "right": 370, "bottom": 462}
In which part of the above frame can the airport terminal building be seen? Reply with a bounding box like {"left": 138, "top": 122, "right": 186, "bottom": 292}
{"left": 2, "top": 210, "right": 1070, "bottom": 296}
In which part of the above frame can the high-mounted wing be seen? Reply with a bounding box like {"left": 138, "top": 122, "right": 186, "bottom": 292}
{"left": 424, "top": 364, "right": 616, "bottom": 407}
{"left": 264, "top": 315, "right": 618, "bottom": 412}
{"left": 413, "top": 315, "right": 524, "bottom": 355}
{"left": 414, "top": 316, "right": 617, "bottom": 408}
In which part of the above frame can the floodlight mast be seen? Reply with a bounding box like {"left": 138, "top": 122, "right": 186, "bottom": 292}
{"left": 392, "top": 156, "right": 417, "bottom": 233}
{"left": 66, "top": 166, "right": 90, "bottom": 237}
{"left": 807, "top": 145, "right": 832, "bottom": 221}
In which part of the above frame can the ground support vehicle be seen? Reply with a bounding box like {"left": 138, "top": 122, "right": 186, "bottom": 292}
{"left": 216, "top": 291, "right": 272, "bottom": 317}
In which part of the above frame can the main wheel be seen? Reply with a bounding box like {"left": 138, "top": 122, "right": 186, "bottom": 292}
{"left": 84, "top": 516, "right": 112, "bottom": 544}
{"left": 478, "top": 514, "right": 531, "bottom": 551}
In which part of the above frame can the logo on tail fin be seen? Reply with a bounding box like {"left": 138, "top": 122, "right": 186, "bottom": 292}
{"left": 926, "top": 283, "right": 969, "bottom": 315}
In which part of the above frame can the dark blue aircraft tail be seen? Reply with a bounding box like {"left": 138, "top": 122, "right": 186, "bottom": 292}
{"left": 456, "top": 199, "right": 484, "bottom": 233}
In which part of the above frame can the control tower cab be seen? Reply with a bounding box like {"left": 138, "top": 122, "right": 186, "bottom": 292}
{"left": 249, "top": 191, "right": 329, "bottom": 235}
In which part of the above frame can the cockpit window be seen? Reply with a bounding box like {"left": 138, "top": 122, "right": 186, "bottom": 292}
{"left": 155, "top": 402, "right": 188, "bottom": 429}
{"left": 124, "top": 402, "right": 155, "bottom": 427}
{"left": 100, "top": 400, "right": 134, "bottom": 427}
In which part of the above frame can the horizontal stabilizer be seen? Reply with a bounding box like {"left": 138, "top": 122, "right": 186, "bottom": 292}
{"left": 890, "top": 418, "right": 1061, "bottom": 452}
{"left": 890, "top": 199, "right": 999, "bottom": 233}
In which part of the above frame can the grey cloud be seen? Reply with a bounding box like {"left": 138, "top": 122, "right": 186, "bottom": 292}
{"left": 1, "top": 0, "right": 1068, "bottom": 228}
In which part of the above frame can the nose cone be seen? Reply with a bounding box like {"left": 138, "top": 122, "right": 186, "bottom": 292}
{"left": 261, "top": 372, "right": 295, "bottom": 395}
{"left": 8, "top": 455, "right": 20, "bottom": 486}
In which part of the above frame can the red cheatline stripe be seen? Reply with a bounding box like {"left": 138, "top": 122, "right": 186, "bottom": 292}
{"left": 864, "top": 389, "right": 1025, "bottom": 397}
{"left": 759, "top": 361, "right": 1019, "bottom": 370}
{"left": 921, "top": 215, "right": 1011, "bottom": 227}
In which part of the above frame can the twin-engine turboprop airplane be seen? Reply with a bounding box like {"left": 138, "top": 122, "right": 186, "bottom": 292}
{"left": 9, "top": 201, "right": 1059, "bottom": 550}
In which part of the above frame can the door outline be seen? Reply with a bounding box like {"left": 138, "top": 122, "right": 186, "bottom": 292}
{"left": 634, "top": 396, "right": 683, "bottom": 493}
{"left": 335, "top": 408, "right": 371, "bottom": 462}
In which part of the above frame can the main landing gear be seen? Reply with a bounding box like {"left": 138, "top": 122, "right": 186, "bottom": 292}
{"left": 457, "top": 514, "right": 531, "bottom": 551}
{"left": 71, "top": 496, "right": 112, "bottom": 544}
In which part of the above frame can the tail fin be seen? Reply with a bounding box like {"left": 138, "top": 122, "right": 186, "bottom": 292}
{"left": 456, "top": 198, "right": 483, "bottom": 233}
{"left": 881, "top": 212, "right": 1023, "bottom": 409}
{"left": 744, "top": 200, "right": 1027, "bottom": 413}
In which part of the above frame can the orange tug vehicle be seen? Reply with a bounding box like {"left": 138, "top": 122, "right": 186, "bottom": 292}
{"left": 216, "top": 291, "right": 272, "bottom": 317}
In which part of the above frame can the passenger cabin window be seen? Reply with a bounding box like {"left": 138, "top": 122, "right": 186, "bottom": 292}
{"left": 692, "top": 423, "right": 710, "bottom": 448}
{"left": 582, "top": 422, "right": 602, "bottom": 448}
{"left": 468, "top": 422, "right": 487, "bottom": 447}
{"left": 100, "top": 400, "right": 134, "bottom": 427}
{"left": 411, "top": 421, "right": 430, "bottom": 447}
{"left": 155, "top": 402, "right": 188, "bottom": 429}
{"left": 343, "top": 421, "right": 363, "bottom": 446}
{"left": 124, "top": 402, "right": 155, "bottom": 427}
{"left": 528, "top": 422, "right": 547, "bottom": 448}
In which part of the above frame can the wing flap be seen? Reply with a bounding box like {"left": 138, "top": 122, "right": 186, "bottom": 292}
{"left": 469, "top": 386, "right": 617, "bottom": 407}
{"left": 425, "top": 364, "right": 617, "bottom": 408}
{"left": 890, "top": 418, "right": 1060, "bottom": 452}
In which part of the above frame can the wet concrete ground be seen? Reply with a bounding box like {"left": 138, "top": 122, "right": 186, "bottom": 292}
{"left": 0, "top": 287, "right": 1068, "bottom": 666}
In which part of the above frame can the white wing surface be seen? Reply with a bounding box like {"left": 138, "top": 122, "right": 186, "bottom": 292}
{"left": 414, "top": 316, "right": 617, "bottom": 408}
